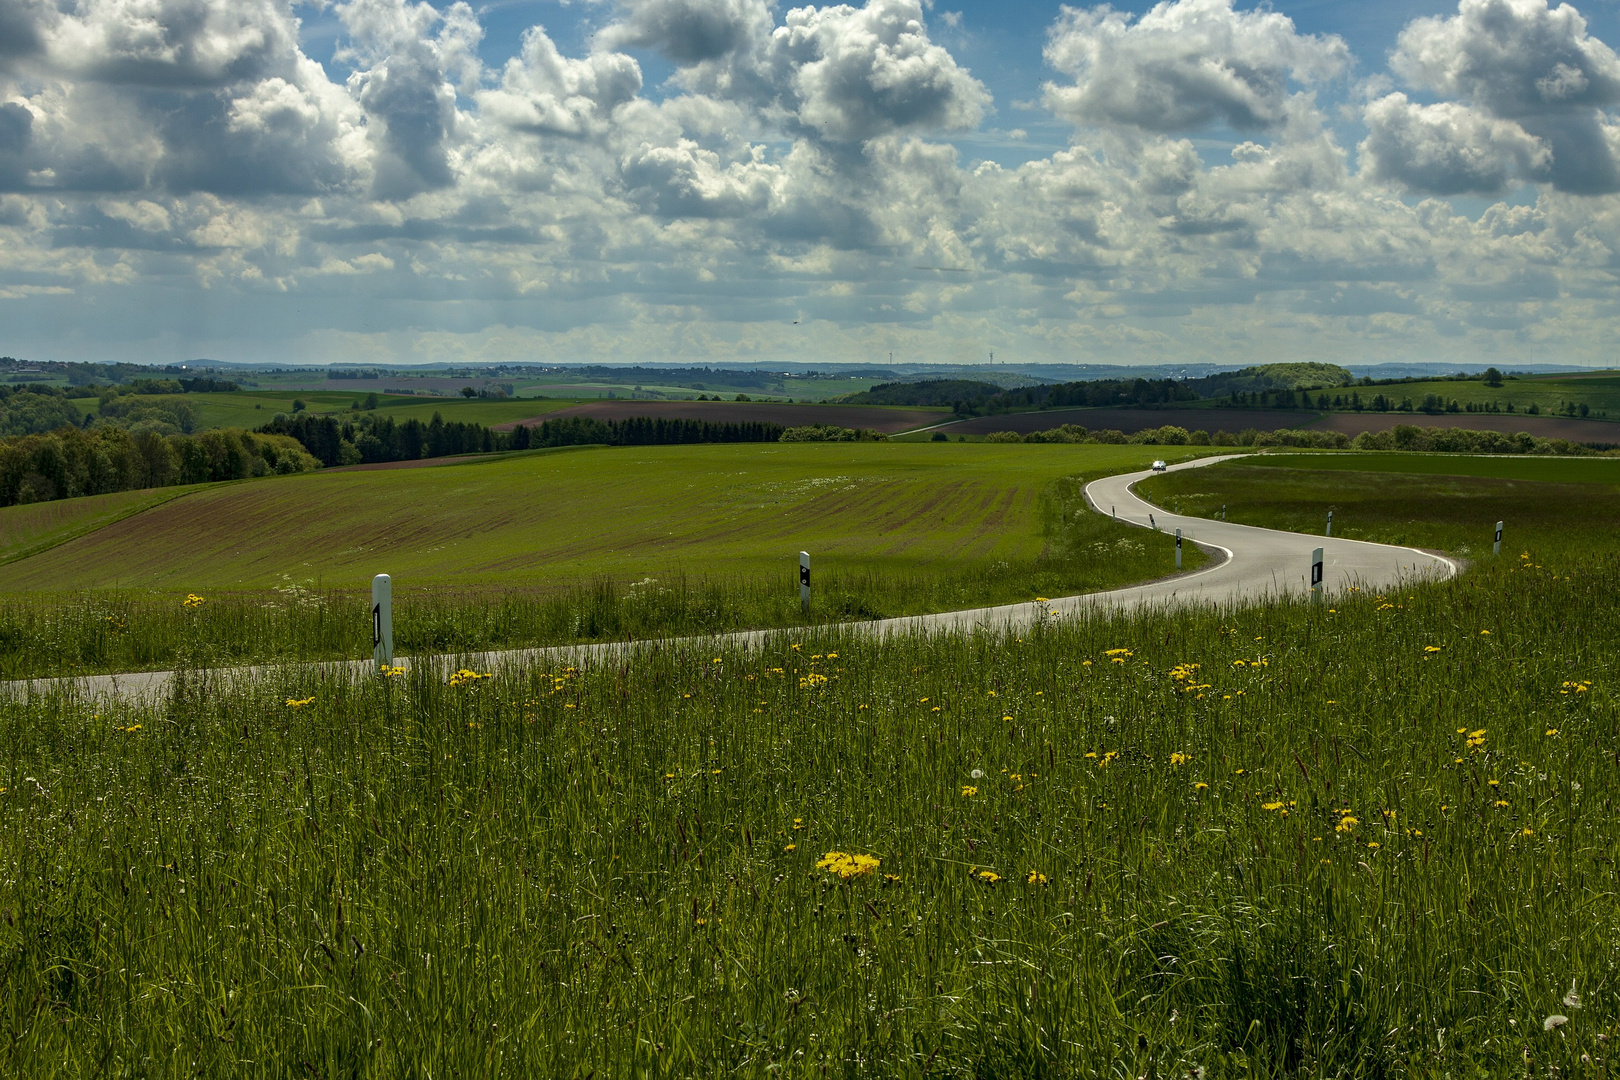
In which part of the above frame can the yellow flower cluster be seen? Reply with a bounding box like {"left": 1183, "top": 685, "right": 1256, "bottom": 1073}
{"left": 182, "top": 593, "right": 206, "bottom": 608}
{"left": 1460, "top": 727, "right": 1486, "bottom": 751}
{"left": 961, "top": 785, "right": 978, "bottom": 797}
{"left": 1169, "top": 752, "right": 1190, "bottom": 766}
{"left": 816, "top": 851, "right": 880, "bottom": 880}
{"left": 1025, "top": 870, "right": 1048, "bottom": 886}
{"left": 1105, "top": 648, "right": 1133, "bottom": 664}
{"left": 1560, "top": 680, "right": 1593, "bottom": 695}
{"left": 285, "top": 697, "right": 315, "bottom": 709}
{"left": 449, "top": 669, "right": 493, "bottom": 687}
{"left": 378, "top": 664, "right": 407, "bottom": 678}
{"left": 1334, "top": 809, "right": 1358, "bottom": 833}
{"left": 799, "top": 673, "right": 828, "bottom": 689}
{"left": 1168, "top": 663, "right": 1212, "bottom": 694}
{"left": 1262, "top": 800, "right": 1296, "bottom": 816}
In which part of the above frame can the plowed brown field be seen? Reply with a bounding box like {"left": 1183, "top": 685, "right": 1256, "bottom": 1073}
{"left": 948, "top": 408, "right": 1320, "bottom": 435}
{"left": 492, "top": 401, "right": 950, "bottom": 433}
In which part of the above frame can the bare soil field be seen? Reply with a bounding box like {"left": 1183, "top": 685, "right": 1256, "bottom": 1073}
{"left": 949, "top": 407, "right": 1320, "bottom": 435}
{"left": 1305, "top": 411, "right": 1620, "bottom": 444}
{"left": 493, "top": 400, "right": 950, "bottom": 433}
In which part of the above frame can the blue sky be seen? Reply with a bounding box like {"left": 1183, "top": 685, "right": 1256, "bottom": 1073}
{"left": 5, "top": 0, "right": 1620, "bottom": 369}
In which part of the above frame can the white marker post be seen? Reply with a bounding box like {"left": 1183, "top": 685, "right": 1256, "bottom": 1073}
{"left": 1221, "top": 504, "right": 1227, "bottom": 521}
{"left": 1149, "top": 513, "right": 1157, "bottom": 531}
{"left": 1493, "top": 520, "right": 1503, "bottom": 556}
{"left": 799, "top": 551, "right": 810, "bottom": 614}
{"left": 1175, "top": 528, "right": 1182, "bottom": 570}
{"left": 1310, "top": 547, "right": 1324, "bottom": 600}
{"left": 1326, "top": 510, "right": 1333, "bottom": 537}
{"left": 372, "top": 573, "right": 393, "bottom": 672}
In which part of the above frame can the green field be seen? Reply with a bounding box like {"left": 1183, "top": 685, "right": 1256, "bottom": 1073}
{"left": 4, "top": 444, "right": 1206, "bottom": 593}
{"left": 1138, "top": 452, "right": 1620, "bottom": 554}
{"left": 3, "top": 531, "right": 1615, "bottom": 1075}
{"left": 0, "top": 444, "right": 1211, "bottom": 677}
{"left": 70, "top": 391, "right": 573, "bottom": 431}
{"left": 1319, "top": 371, "right": 1620, "bottom": 418}
{"left": 0, "top": 487, "right": 194, "bottom": 566}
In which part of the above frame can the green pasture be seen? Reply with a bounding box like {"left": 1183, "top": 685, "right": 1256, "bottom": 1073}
{"left": 3, "top": 443, "right": 1205, "bottom": 594}
{"left": 2, "top": 542, "right": 1615, "bottom": 1075}
{"left": 72, "top": 391, "right": 574, "bottom": 431}
{"left": 1139, "top": 451, "right": 1620, "bottom": 554}
{"left": 1324, "top": 371, "right": 1620, "bottom": 418}
{"left": 0, "top": 444, "right": 1210, "bottom": 677}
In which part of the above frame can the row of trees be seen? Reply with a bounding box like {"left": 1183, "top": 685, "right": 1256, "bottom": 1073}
{"left": 985, "top": 425, "right": 1352, "bottom": 448}
{"left": 260, "top": 412, "right": 498, "bottom": 467}
{"left": 512, "top": 416, "right": 785, "bottom": 449}
{"left": 0, "top": 426, "right": 318, "bottom": 506}
{"left": 983, "top": 422, "right": 1610, "bottom": 455}
{"left": 1350, "top": 425, "right": 1608, "bottom": 455}
{"left": 259, "top": 411, "right": 790, "bottom": 465}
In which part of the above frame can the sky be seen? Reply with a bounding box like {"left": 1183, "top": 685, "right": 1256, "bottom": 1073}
{"left": 6, "top": 0, "right": 1620, "bottom": 369}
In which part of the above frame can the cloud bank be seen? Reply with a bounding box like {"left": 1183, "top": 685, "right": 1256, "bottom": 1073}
{"left": 2, "top": 0, "right": 1620, "bottom": 367}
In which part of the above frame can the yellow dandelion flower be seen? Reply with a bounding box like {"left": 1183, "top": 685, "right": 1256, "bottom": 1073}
{"left": 815, "top": 851, "right": 880, "bottom": 880}
{"left": 962, "top": 786, "right": 978, "bottom": 797}
{"left": 977, "top": 870, "right": 1001, "bottom": 884}
{"left": 783, "top": 844, "right": 796, "bottom": 852}
{"left": 1025, "top": 870, "right": 1048, "bottom": 886}
{"left": 285, "top": 696, "right": 315, "bottom": 709}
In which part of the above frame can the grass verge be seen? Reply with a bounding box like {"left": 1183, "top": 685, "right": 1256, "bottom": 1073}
{"left": 1136, "top": 451, "right": 1620, "bottom": 555}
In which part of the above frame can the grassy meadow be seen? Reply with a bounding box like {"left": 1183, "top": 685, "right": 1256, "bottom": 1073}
{"left": 69, "top": 390, "right": 575, "bottom": 432}
{"left": 1318, "top": 371, "right": 1620, "bottom": 418}
{"left": 1138, "top": 452, "right": 1620, "bottom": 555}
{"left": 1, "top": 525, "right": 1615, "bottom": 1076}
{"left": 0, "top": 443, "right": 1209, "bottom": 678}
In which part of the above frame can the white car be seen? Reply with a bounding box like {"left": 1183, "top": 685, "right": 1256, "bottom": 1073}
{"left": 1151, "top": 460, "right": 1168, "bottom": 472}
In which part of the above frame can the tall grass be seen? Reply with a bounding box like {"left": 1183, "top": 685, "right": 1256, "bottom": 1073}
{"left": 1, "top": 539, "right": 1614, "bottom": 1075}
{"left": 0, "top": 477, "right": 1201, "bottom": 680}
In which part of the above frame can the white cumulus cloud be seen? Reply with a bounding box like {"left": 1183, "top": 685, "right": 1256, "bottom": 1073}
{"left": 1043, "top": 0, "right": 1349, "bottom": 134}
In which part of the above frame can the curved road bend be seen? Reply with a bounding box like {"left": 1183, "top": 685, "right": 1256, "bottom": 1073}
{"left": 8, "top": 453, "right": 1458, "bottom": 702}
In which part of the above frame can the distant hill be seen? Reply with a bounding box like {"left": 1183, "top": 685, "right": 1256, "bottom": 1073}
{"left": 1190, "top": 363, "right": 1355, "bottom": 396}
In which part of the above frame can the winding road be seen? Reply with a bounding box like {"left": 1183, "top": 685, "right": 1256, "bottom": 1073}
{"left": 7, "top": 453, "right": 1457, "bottom": 701}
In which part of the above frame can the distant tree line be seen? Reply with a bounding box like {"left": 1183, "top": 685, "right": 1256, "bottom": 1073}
{"left": 984, "top": 424, "right": 1352, "bottom": 449}
{"left": 981, "top": 422, "right": 1612, "bottom": 455}
{"left": 259, "top": 411, "right": 787, "bottom": 465}
{"left": 510, "top": 416, "right": 785, "bottom": 449}
{"left": 0, "top": 425, "right": 318, "bottom": 506}
{"left": 779, "top": 425, "right": 885, "bottom": 442}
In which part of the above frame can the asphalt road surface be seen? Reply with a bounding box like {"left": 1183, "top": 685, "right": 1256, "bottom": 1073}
{"left": 7, "top": 453, "right": 1456, "bottom": 702}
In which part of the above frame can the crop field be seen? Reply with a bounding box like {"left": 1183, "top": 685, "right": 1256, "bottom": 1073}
{"left": 496, "top": 400, "right": 952, "bottom": 434}
{"left": 70, "top": 391, "right": 577, "bottom": 432}
{"left": 0, "top": 444, "right": 1209, "bottom": 678}
{"left": 1138, "top": 452, "right": 1620, "bottom": 554}
{"left": 1328, "top": 370, "right": 1620, "bottom": 418}
{"left": 0, "top": 487, "right": 194, "bottom": 566}
{"left": 944, "top": 407, "right": 1321, "bottom": 437}
{"left": 2, "top": 513, "right": 1615, "bottom": 1075}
